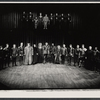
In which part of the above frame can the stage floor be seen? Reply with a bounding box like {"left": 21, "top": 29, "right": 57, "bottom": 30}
{"left": 0, "top": 63, "right": 100, "bottom": 89}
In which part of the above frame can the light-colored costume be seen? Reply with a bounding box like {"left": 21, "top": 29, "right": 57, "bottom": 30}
{"left": 43, "top": 15, "right": 49, "bottom": 29}
{"left": 24, "top": 46, "right": 33, "bottom": 65}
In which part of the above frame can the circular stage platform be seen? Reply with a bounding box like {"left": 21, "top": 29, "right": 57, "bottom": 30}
{"left": 0, "top": 63, "right": 100, "bottom": 89}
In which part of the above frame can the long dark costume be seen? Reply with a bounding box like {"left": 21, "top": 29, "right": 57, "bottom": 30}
{"left": 0, "top": 48, "right": 4, "bottom": 69}
{"left": 11, "top": 47, "right": 18, "bottom": 66}
{"left": 18, "top": 46, "right": 24, "bottom": 66}
{"left": 33, "top": 46, "right": 38, "bottom": 64}
{"left": 67, "top": 47, "right": 74, "bottom": 65}
{"left": 74, "top": 48, "right": 80, "bottom": 66}
{"left": 38, "top": 15, "right": 43, "bottom": 29}
{"left": 61, "top": 47, "right": 67, "bottom": 64}
{"left": 4, "top": 47, "right": 11, "bottom": 67}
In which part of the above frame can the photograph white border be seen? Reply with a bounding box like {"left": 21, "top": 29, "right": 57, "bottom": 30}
{"left": 0, "top": 2, "right": 100, "bottom": 97}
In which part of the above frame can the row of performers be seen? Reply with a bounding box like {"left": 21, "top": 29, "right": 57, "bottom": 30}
{"left": 0, "top": 42, "right": 100, "bottom": 71}
{"left": 24, "top": 14, "right": 50, "bottom": 29}
{"left": 23, "top": 13, "right": 70, "bottom": 29}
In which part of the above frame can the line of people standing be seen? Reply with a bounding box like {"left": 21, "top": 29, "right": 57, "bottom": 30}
{"left": 0, "top": 42, "right": 100, "bottom": 72}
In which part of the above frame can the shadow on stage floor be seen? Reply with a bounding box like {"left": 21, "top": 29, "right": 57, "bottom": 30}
{"left": 0, "top": 82, "right": 10, "bottom": 90}
{"left": 0, "top": 63, "right": 100, "bottom": 90}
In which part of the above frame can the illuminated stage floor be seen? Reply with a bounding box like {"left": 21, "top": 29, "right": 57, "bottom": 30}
{"left": 0, "top": 63, "right": 100, "bottom": 89}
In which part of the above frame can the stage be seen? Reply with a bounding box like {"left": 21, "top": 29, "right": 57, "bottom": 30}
{"left": 0, "top": 63, "right": 100, "bottom": 89}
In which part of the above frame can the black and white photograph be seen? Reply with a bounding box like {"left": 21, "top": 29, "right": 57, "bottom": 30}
{"left": 0, "top": 3, "right": 100, "bottom": 90}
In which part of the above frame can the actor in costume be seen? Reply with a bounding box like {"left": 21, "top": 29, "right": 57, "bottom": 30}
{"left": 50, "top": 43, "right": 56, "bottom": 63}
{"left": 85, "top": 46, "right": 94, "bottom": 70}
{"left": 93, "top": 47, "right": 100, "bottom": 72}
{"left": 43, "top": 14, "right": 50, "bottom": 29}
{"left": 79, "top": 44, "right": 87, "bottom": 67}
{"left": 34, "top": 17, "right": 38, "bottom": 29}
{"left": 11, "top": 44, "right": 18, "bottom": 66}
{"left": 43, "top": 42, "right": 50, "bottom": 63}
{"left": 55, "top": 45, "right": 62, "bottom": 64}
{"left": 0, "top": 46, "right": 4, "bottom": 69}
{"left": 18, "top": 42, "right": 24, "bottom": 66}
{"left": 37, "top": 43, "right": 43, "bottom": 63}
{"left": 33, "top": 44, "right": 38, "bottom": 64}
{"left": 3, "top": 44, "right": 11, "bottom": 67}
{"left": 24, "top": 43, "right": 33, "bottom": 65}
{"left": 67, "top": 44, "right": 74, "bottom": 65}
{"left": 61, "top": 44, "right": 67, "bottom": 64}
{"left": 74, "top": 45, "right": 80, "bottom": 66}
{"left": 38, "top": 13, "right": 43, "bottom": 29}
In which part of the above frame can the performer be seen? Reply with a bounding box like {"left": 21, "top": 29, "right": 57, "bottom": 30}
{"left": 24, "top": 43, "right": 33, "bottom": 65}
{"left": 50, "top": 43, "right": 56, "bottom": 63}
{"left": 93, "top": 47, "right": 100, "bottom": 72}
{"left": 18, "top": 42, "right": 24, "bottom": 66}
{"left": 38, "top": 13, "right": 43, "bottom": 29}
{"left": 74, "top": 45, "right": 80, "bottom": 66}
{"left": 79, "top": 44, "right": 87, "bottom": 67}
{"left": 85, "top": 46, "right": 94, "bottom": 70}
{"left": 33, "top": 44, "right": 38, "bottom": 64}
{"left": 0, "top": 46, "right": 4, "bottom": 69}
{"left": 3, "top": 44, "right": 11, "bottom": 67}
{"left": 34, "top": 17, "right": 38, "bottom": 29}
{"left": 43, "top": 14, "right": 50, "bottom": 29}
{"left": 11, "top": 44, "right": 18, "bottom": 66}
{"left": 55, "top": 45, "right": 62, "bottom": 64}
{"left": 43, "top": 42, "right": 50, "bottom": 63}
{"left": 61, "top": 44, "right": 67, "bottom": 64}
{"left": 50, "top": 13, "right": 54, "bottom": 29}
{"left": 67, "top": 44, "right": 74, "bottom": 65}
{"left": 37, "top": 43, "right": 43, "bottom": 63}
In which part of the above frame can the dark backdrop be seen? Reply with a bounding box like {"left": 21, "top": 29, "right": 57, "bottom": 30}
{"left": 0, "top": 4, "right": 100, "bottom": 49}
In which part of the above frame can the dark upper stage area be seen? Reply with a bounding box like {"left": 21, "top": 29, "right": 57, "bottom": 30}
{"left": 0, "top": 3, "right": 100, "bottom": 48}
{"left": 0, "top": 4, "right": 99, "bottom": 30}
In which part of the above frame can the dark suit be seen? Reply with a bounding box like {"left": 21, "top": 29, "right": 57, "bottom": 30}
{"left": 33, "top": 47, "right": 38, "bottom": 64}
{"left": 85, "top": 50, "right": 94, "bottom": 70}
{"left": 50, "top": 45, "right": 56, "bottom": 63}
{"left": 0, "top": 49, "right": 4, "bottom": 69}
{"left": 38, "top": 16, "right": 43, "bottom": 29}
{"left": 93, "top": 50, "right": 100, "bottom": 71}
{"left": 43, "top": 45, "right": 50, "bottom": 63}
{"left": 18, "top": 46, "right": 24, "bottom": 66}
{"left": 74, "top": 48, "right": 80, "bottom": 66}
{"left": 61, "top": 47, "right": 67, "bottom": 64}
{"left": 4, "top": 47, "right": 11, "bottom": 67}
{"left": 67, "top": 47, "right": 74, "bottom": 65}
{"left": 79, "top": 48, "right": 87, "bottom": 67}
{"left": 37, "top": 48, "right": 43, "bottom": 63}
{"left": 12, "top": 47, "right": 18, "bottom": 66}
